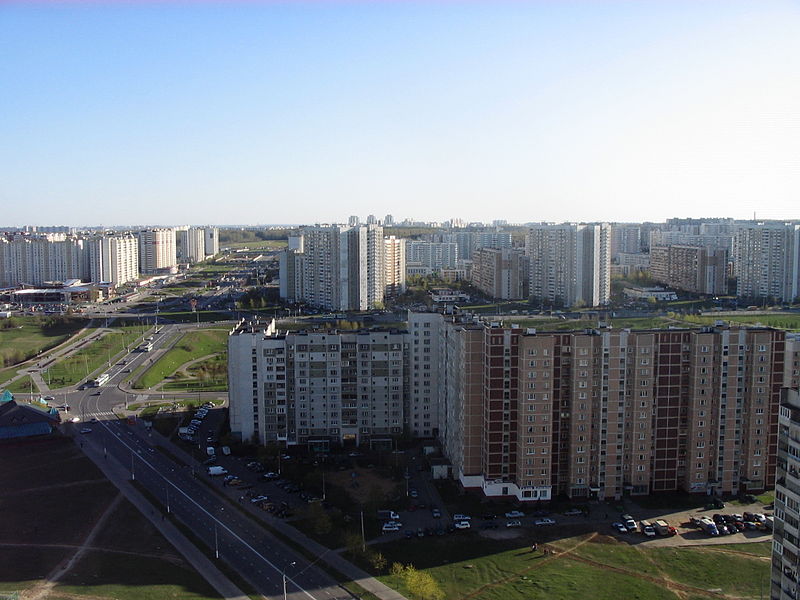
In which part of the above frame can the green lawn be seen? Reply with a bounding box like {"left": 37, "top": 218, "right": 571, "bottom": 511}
{"left": 372, "top": 533, "right": 770, "bottom": 600}
{"left": 44, "top": 322, "right": 146, "bottom": 387}
{"left": 682, "top": 313, "right": 800, "bottom": 330}
{"left": 56, "top": 551, "right": 223, "bottom": 600}
{"left": 4, "top": 374, "right": 35, "bottom": 394}
{"left": 134, "top": 329, "right": 228, "bottom": 390}
{"left": 0, "top": 316, "right": 86, "bottom": 368}
{"left": 162, "top": 353, "right": 227, "bottom": 391}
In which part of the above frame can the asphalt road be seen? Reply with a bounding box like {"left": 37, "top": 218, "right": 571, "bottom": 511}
{"left": 64, "top": 326, "right": 352, "bottom": 600}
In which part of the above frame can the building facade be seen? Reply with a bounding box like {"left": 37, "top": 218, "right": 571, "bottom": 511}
{"left": 384, "top": 236, "right": 406, "bottom": 297}
{"left": 650, "top": 245, "right": 728, "bottom": 296}
{"left": 734, "top": 223, "right": 800, "bottom": 302}
{"left": 228, "top": 320, "right": 408, "bottom": 448}
{"left": 137, "top": 228, "right": 177, "bottom": 274}
{"left": 177, "top": 227, "right": 207, "bottom": 264}
{"left": 88, "top": 234, "right": 139, "bottom": 285}
{"left": 471, "top": 247, "right": 528, "bottom": 300}
{"left": 772, "top": 388, "right": 800, "bottom": 600}
{"left": 434, "top": 317, "right": 783, "bottom": 501}
{"left": 0, "top": 234, "right": 90, "bottom": 287}
{"left": 278, "top": 224, "right": 386, "bottom": 311}
{"left": 526, "top": 223, "right": 611, "bottom": 307}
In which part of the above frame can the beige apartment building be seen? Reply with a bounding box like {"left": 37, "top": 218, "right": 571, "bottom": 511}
{"left": 650, "top": 244, "right": 728, "bottom": 295}
{"left": 471, "top": 247, "right": 528, "bottom": 300}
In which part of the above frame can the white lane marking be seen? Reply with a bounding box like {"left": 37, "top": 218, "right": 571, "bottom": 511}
{"left": 91, "top": 414, "right": 321, "bottom": 600}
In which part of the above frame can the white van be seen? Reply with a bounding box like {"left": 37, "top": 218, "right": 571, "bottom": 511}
{"left": 206, "top": 446, "right": 216, "bottom": 456}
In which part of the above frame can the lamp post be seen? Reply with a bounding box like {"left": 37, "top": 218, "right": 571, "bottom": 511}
{"left": 282, "top": 561, "right": 296, "bottom": 600}
{"left": 214, "top": 522, "right": 219, "bottom": 559}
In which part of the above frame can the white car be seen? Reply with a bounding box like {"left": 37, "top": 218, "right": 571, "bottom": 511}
{"left": 454, "top": 521, "right": 471, "bottom": 530}
{"left": 563, "top": 508, "right": 584, "bottom": 516}
{"left": 382, "top": 523, "right": 401, "bottom": 533}
{"left": 505, "top": 510, "right": 525, "bottom": 519}
{"left": 452, "top": 514, "right": 471, "bottom": 521}
{"left": 534, "top": 517, "right": 556, "bottom": 526}
{"left": 506, "top": 520, "right": 522, "bottom": 528}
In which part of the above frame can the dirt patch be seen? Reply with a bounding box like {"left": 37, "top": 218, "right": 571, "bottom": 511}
{"left": 588, "top": 534, "right": 619, "bottom": 545}
{"left": 326, "top": 467, "right": 399, "bottom": 504}
{"left": 478, "top": 528, "right": 524, "bottom": 540}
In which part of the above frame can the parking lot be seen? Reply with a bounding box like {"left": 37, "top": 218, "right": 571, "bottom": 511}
{"left": 168, "top": 413, "right": 774, "bottom": 552}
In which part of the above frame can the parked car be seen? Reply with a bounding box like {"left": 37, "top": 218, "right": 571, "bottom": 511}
{"left": 453, "top": 514, "right": 471, "bottom": 521}
{"left": 612, "top": 522, "right": 628, "bottom": 534}
{"left": 382, "top": 523, "right": 401, "bottom": 533}
{"left": 505, "top": 510, "right": 525, "bottom": 519}
{"left": 454, "top": 521, "right": 471, "bottom": 530}
{"left": 506, "top": 520, "right": 522, "bottom": 528}
{"left": 534, "top": 517, "right": 556, "bottom": 526}
{"left": 621, "top": 514, "right": 637, "bottom": 532}
{"left": 563, "top": 508, "right": 584, "bottom": 516}
{"left": 431, "top": 508, "right": 441, "bottom": 518}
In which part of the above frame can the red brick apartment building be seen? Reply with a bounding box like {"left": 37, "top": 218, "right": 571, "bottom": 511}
{"left": 437, "top": 317, "right": 783, "bottom": 502}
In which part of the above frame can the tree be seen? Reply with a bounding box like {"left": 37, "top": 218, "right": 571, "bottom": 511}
{"left": 307, "top": 501, "right": 332, "bottom": 536}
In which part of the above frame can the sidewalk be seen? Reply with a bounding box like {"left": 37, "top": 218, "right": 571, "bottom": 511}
{"left": 147, "top": 427, "right": 408, "bottom": 600}
{"left": 72, "top": 425, "right": 250, "bottom": 600}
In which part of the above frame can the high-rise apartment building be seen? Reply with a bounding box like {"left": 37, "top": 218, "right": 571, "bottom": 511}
{"left": 278, "top": 224, "right": 386, "bottom": 311}
{"left": 405, "top": 241, "right": 458, "bottom": 274}
{"left": 610, "top": 224, "right": 642, "bottom": 259}
{"left": 771, "top": 388, "right": 800, "bottom": 600}
{"left": 407, "top": 311, "right": 443, "bottom": 438}
{"left": 650, "top": 245, "right": 728, "bottom": 296}
{"left": 0, "top": 234, "right": 90, "bottom": 286}
{"left": 384, "top": 236, "right": 406, "bottom": 297}
{"left": 526, "top": 223, "right": 611, "bottom": 307}
{"left": 734, "top": 223, "right": 800, "bottom": 302}
{"left": 88, "top": 234, "right": 139, "bottom": 285}
{"left": 177, "top": 228, "right": 207, "bottom": 263}
{"left": 471, "top": 248, "right": 528, "bottom": 300}
{"left": 137, "top": 228, "right": 177, "bottom": 274}
{"left": 433, "top": 316, "right": 782, "bottom": 501}
{"left": 228, "top": 320, "right": 407, "bottom": 448}
{"left": 204, "top": 227, "right": 219, "bottom": 257}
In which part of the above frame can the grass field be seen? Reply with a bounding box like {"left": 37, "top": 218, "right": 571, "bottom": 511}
{"left": 134, "top": 328, "right": 228, "bottom": 390}
{"left": 0, "top": 435, "right": 222, "bottom": 599}
{"left": 371, "top": 532, "right": 771, "bottom": 600}
{"left": 0, "top": 316, "right": 85, "bottom": 368}
{"left": 682, "top": 313, "right": 800, "bottom": 330}
{"left": 4, "top": 374, "right": 35, "bottom": 394}
{"left": 44, "top": 322, "right": 145, "bottom": 387}
{"left": 162, "top": 353, "right": 227, "bottom": 391}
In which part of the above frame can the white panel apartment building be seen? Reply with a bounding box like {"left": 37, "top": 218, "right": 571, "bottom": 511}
{"left": 0, "top": 234, "right": 90, "bottom": 286}
{"left": 228, "top": 320, "right": 407, "bottom": 448}
{"left": 204, "top": 227, "right": 219, "bottom": 256}
{"left": 177, "top": 227, "right": 207, "bottom": 263}
{"left": 137, "top": 228, "right": 177, "bottom": 274}
{"left": 526, "top": 223, "right": 611, "bottom": 307}
{"left": 88, "top": 234, "right": 139, "bottom": 285}
{"left": 279, "top": 224, "right": 386, "bottom": 311}
{"left": 734, "top": 222, "right": 800, "bottom": 302}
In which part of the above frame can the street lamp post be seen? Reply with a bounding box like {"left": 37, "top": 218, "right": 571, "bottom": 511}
{"left": 131, "top": 451, "right": 135, "bottom": 481}
{"left": 282, "top": 561, "right": 296, "bottom": 600}
{"left": 214, "top": 523, "right": 219, "bottom": 559}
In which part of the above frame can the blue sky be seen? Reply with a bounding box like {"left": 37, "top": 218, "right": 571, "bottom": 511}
{"left": 2, "top": 1, "right": 798, "bottom": 226}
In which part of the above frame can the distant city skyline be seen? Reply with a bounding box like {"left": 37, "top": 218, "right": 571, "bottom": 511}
{"left": 2, "top": 1, "right": 798, "bottom": 226}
